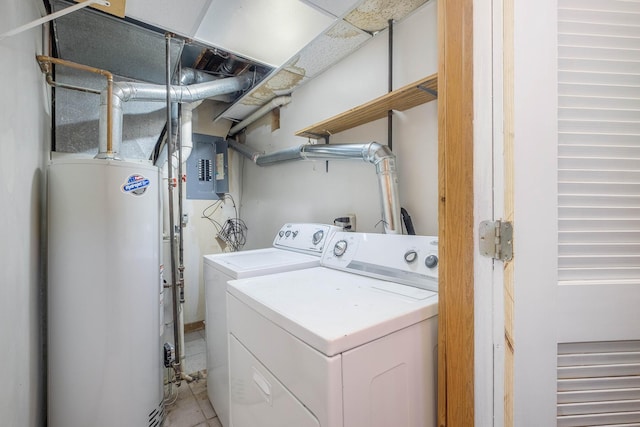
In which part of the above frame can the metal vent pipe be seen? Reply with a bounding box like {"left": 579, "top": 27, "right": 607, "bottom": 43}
{"left": 98, "top": 74, "right": 253, "bottom": 159}
{"left": 228, "top": 140, "right": 402, "bottom": 234}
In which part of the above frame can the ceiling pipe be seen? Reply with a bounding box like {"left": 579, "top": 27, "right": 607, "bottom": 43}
{"left": 98, "top": 73, "right": 253, "bottom": 159}
{"left": 179, "top": 68, "right": 216, "bottom": 85}
{"left": 228, "top": 140, "right": 402, "bottom": 234}
{"left": 228, "top": 95, "right": 292, "bottom": 136}
{"left": 154, "top": 67, "right": 223, "bottom": 167}
{"left": 36, "top": 55, "right": 116, "bottom": 159}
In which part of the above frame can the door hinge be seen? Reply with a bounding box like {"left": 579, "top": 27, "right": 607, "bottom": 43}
{"left": 479, "top": 220, "right": 513, "bottom": 261}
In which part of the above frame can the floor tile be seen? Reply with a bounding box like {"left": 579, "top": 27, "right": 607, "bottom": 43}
{"left": 163, "top": 327, "right": 213, "bottom": 427}
{"left": 184, "top": 351, "right": 207, "bottom": 374}
{"left": 184, "top": 337, "right": 206, "bottom": 356}
{"left": 193, "top": 386, "right": 217, "bottom": 420}
{"left": 184, "top": 331, "right": 203, "bottom": 343}
{"left": 164, "top": 390, "right": 206, "bottom": 427}
{"left": 163, "top": 330, "right": 214, "bottom": 427}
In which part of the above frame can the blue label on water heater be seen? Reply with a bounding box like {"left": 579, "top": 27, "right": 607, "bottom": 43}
{"left": 122, "top": 174, "right": 150, "bottom": 196}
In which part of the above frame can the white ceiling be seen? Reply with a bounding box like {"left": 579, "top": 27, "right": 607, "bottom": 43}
{"left": 194, "top": 0, "right": 335, "bottom": 67}
{"left": 106, "top": 0, "right": 431, "bottom": 121}
{"left": 124, "top": 0, "right": 211, "bottom": 37}
{"left": 124, "top": 0, "right": 358, "bottom": 68}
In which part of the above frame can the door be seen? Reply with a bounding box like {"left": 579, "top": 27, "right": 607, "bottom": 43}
{"left": 511, "top": 0, "right": 640, "bottom": 425}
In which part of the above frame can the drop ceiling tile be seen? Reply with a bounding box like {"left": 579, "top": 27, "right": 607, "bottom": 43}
{"left": 300, "top": 0, "right": 362, "bottom": 17}
{"left": 344, "top": 0, "right": 430, "bottom": 33}
{"left": 282, "top": 20, "right": 370, "bottom": 79}
{"left": 125, "top": 0, "right": 212, "bottom": 37}
{"left": 194, "top": 0, "right": 335, "bottom": 67}
{"left": 221, "top": 69, "right": 312, "bottom": 121}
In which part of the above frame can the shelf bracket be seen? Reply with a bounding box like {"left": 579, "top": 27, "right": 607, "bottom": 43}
{"left": 323, "top": 135, "right": 330, "bottom": 173}
{"left": 417, "top": 84, "right": 438, "bottom": 98}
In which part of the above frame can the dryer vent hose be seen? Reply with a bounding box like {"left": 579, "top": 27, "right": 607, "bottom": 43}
{"left": 401, "top": 207, "right": 416, "bottom": 235}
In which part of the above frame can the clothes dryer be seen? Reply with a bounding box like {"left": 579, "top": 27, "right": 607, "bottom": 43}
{"left": 227, "top": 231, "right": 439, "bottom": 427}
{"left": 203, "top": 223, "right": 338, "bottom": 427}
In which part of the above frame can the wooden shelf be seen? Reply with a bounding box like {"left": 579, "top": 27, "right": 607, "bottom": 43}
{"left": 295, "top": 73, "right": 438, "bottom": 139}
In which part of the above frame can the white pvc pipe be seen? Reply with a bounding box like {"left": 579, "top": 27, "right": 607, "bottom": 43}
{"left": 228, "top": 95, "right": 291, "bottom": 136}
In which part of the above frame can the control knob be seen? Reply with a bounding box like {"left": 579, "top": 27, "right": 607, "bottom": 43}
{"left": 333, "top": 240, "right": 348, "bottom": 257}
{"left": 312, "top": 230, "right": 324, "bottom": 245}
{"left": 425, "top": 254, "right": 439, "bottom": 269}
{"left": 404, "top": 250, "right": 418, "bottom": 263}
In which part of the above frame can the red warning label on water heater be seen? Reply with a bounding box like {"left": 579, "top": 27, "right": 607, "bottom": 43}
{"left": 122, "top": 174, "right": 150, "bottom": 196}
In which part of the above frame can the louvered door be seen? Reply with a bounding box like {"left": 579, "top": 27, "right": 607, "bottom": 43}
{"left": 512, "top": 0, "right": 640, "bottom": 425}
{"left": 556, "top": 0, "right": 640, "bottom": 424}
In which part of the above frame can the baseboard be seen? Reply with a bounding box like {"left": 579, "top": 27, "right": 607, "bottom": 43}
{"left": 184, "top": 320, "right": 205, "bottom": 333}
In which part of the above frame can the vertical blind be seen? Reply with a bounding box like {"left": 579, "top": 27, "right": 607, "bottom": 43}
{"left": 558, "top": 0, "right": 640, "bottom": 283}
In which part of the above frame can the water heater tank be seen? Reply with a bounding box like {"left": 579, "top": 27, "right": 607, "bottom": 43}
{"left": 48, "top": 158, "right": 163, "bottom": 427}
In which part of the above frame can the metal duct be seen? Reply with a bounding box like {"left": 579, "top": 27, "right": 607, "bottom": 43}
{"left": 228, "top": 141, "right": 402, "bottom": 234}
{"left": 180, "top": 68, "right": 215, "bottom": 85}
{"left": 98, "top": 74, "right": 253, "bottom": 158}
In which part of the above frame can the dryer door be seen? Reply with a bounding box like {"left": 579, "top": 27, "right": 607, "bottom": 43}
{"left": 229, "top": 335, "right": 320, "bottom": 427}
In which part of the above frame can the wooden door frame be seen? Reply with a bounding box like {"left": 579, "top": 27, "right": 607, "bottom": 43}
{"left": 437, "top": 0, "right": 475, "bottom": 425}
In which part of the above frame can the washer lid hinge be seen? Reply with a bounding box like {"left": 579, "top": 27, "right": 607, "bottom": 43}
{"left": 479, "top": 220, "right": 513, "bottom": 261}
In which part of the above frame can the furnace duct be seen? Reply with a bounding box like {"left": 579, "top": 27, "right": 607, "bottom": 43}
{"left": 228, "top": 140, "right": 402, "bottom": 234}
{"left": 98, "top": 73, "right": 253, "bottom": 159}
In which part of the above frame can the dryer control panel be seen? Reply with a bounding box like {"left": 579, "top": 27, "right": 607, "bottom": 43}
{"left": 321, "top": 232, "right": 439, "bottom": 292}
{"left": 272, "top": 223, "right": 340, "bottom": 255}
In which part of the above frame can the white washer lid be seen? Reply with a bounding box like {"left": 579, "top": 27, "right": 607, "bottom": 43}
{"left": 203, "top": 248, "right": 320, "bottom": 279}
{"left": 227, "top": 267, "right": 438, "bottom": 356}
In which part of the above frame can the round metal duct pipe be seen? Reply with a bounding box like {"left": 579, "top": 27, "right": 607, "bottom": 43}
{"left": 228, "top": 140, "right": 402, "bottom": 234}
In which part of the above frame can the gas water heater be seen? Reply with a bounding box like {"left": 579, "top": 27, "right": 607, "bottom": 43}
{"left": 48, "top": 158, "right": 164, "bottom": 427}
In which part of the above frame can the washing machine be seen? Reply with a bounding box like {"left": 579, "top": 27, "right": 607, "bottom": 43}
{"left": 227, "top": 231, "right": 439, "bottom": 427}
{"left": 203, "top": 223, "right": 339, "bottom": 427}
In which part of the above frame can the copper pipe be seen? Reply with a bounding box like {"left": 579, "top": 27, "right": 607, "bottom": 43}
{"left": 36, "top": 55, "right": 115, "bottom": 158}
{"left": 44, "top": 74, "right": 101, "bottom": 95}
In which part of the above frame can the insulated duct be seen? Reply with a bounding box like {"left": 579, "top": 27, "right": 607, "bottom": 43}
{"left": 228, "top": 141, "right": 402, "bottom": 234}
{"left": 98, "top": 74, "right": 253, "bottom": 158}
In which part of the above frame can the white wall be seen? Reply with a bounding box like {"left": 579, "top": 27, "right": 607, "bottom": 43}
{"left": 0, "top": 0, "right": 49, "bottom": 425}
{"left": 238, "top": 1, "right": 439, "bottom": 249}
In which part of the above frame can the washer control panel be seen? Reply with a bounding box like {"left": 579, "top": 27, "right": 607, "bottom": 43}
{"left": 322, "top": 232, "right": 439, "bottom": 291}
{"left": 272, "top": 223, "right": 340, "bottom": 255}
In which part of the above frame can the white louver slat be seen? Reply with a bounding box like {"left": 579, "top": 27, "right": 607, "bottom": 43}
{"left": 557, "top": 341, "right": 640, "bottom": 426}
{"left": 558, "top": 0, "right": 640, "bottom": 283}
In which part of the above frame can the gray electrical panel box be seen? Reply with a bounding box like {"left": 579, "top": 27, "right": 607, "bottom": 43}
{"left": 186, "top": 134, "right": 229, "bottom": 200}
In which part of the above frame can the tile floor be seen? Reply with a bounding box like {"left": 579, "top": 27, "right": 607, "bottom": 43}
{"left": 163, "top": 329, "right": 223, "bottom": 427}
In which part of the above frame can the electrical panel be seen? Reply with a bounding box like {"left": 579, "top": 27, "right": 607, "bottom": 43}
{"left": 186, "top": 134, "right": 229, "bottom": 200}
